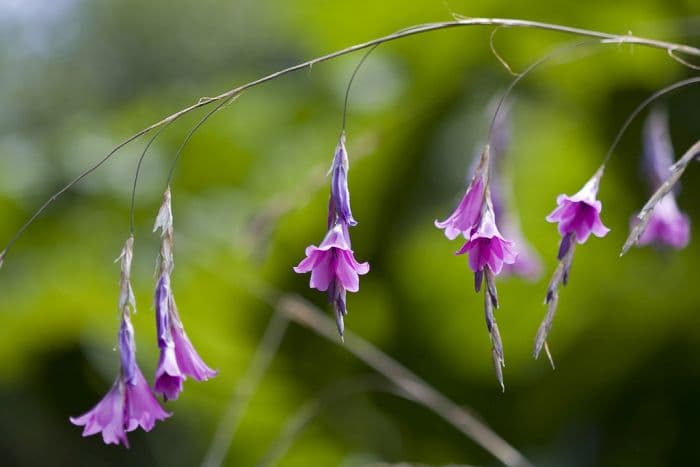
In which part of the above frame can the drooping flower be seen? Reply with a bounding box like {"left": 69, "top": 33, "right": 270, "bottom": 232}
{"left": 435, "top": 147, "right": 490, "bottom": 240}
{"left": 546, "top": 168, "right": 610, "bottom": 248}
{"left": 294, "top": 222, "right": 369, "bottom": 336}
{"left": 629, "top": 108, "right": 691, "bottom": 249}
{"left": 635, "top": 193, "right": 690, "bottom": 248}
{"left": 457, "top": 200, "right": 517, "bottom": 288}
{"left": 71, "top": 237, "right": 170, "bottom": 446}
{"left": 153, "top": 188, "right": 217, "bottom": 401}
{"left": 328, "top": 132, "right": 357, "bottom": 229}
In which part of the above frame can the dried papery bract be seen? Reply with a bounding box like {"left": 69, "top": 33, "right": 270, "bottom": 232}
{"left": 622, "top": 139, "right": 700, "bottom": 256}
{"left": 535, "top": 168, "right": 609, "bottom": 365}
{"left": 70, "top": 236, "right": 170, "bottom": 446}
{"left": 153, "top": 188, "right": 217, "bottom": 401}
{"left": 623, "top": 111, "right": 692, "bottom": 252}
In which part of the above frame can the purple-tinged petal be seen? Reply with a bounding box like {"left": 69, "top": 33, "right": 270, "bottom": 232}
{"left": 171, "top": 322, "right": 218, "bottom": 382}
{"left": 435, "top": 177, "right": 485, "bottom": 240}
{"left": 125, "top": 367, "right": 170, "bottom": 432}
{"left": 118, "top": 315, "right": 137, "bottom": 386}
{"left": 309, "top": 251, "right": 333, "bottom": 291}
{"left": 70, "top": 380, "right": 129, "bottom": 447}
{"left": 154, "top": 345, "right": 184, "bottom": 401}
{"left": 329, "top": 134, "right": 358, "bottom": 228}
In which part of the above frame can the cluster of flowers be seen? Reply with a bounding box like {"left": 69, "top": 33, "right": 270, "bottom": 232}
{"left": 70, "top": 188, "right": 217, "bottom": 447}
{"left": 293, "top": 105, "right": 691, "bottom": 390}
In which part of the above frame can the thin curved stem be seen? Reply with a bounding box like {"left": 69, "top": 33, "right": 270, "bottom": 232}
{"left": 129, "top": 123, "right": 172, "bottom": 234}
{"left": 3, "top": 18, "right": 699, "bottom": 263}
{"left": 166, "top": 95, "right": 238, "bottom": 188}
{"left": 488, "top": 39, "right": 600, "bottom": 147}
{"left": 341, "top": 44, "right": 379, "bottom": 133}
{"left": 600, "top": 76, "right": 700, "bottom": 169}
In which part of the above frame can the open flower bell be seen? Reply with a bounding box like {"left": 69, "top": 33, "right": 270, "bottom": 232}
{"left": 294, "top": 223, "right": 369, "bottom": 336}
{"left": 546, "top": 169, "right": 610, "bottom": 246}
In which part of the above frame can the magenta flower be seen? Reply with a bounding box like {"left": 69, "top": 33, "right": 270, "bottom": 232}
{"left": 153, "top": 188, "right": 217, "bottom": 401}
{"left": 457, "top": 205, "right": 517, "bottom": 289}
{"left": 635, "top": 194, "right": 690, "bottom": 248}
{"left": 153, "top": 274, "right": 218, "bottom": 401}
{"left": 546, "top": 171, "right": 610, "bottom": 245}
{"left": 294, "top": 223, "right": 369, "bottom": 336}
{"left": 71, "top": 310, "right": 170, "bottom": 446}
{"left": 435, "top": 176, "right": 484, "bottom": 240}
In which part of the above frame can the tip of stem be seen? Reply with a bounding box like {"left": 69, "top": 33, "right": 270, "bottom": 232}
{"left": 544, "top": 341, "right": 556, "bottom": 370}
{"left": 0, "top": 250, "right": 5, "bottom": 269}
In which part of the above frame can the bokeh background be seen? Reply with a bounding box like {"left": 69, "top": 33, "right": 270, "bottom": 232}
{"left": 1, "top": 1, "right": 700, "bottom": 466}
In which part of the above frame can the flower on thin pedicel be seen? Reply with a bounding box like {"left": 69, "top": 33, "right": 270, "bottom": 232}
{"left": 153, "top": 188, "right": 217, "bottom": 401}
{"left": 630, "top": 108, "right": 690, "bottom": 249}
{"left": 70, "top": 237, "right": 170, "bottom": 447}
{"left": 546, "top": 168, "right": 610, "bottom": 250}
{"left": 328, "top": 132, "right": 357, "bottom": 229}
{"left": 294, "top": 223, "right": 369, "bottom": 336}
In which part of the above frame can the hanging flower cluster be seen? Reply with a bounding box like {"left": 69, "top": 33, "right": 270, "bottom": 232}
{"left": 294, "top": 133, "right": 369, "bottom": 338}
{"left": 436, "top": 146, "right": 518, "bottom": 390}
{"left": 70, "top": 189, "right": 217, "bottom": 447}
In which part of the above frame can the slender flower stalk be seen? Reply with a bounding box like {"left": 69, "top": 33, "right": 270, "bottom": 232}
{"left": 535, "top": 168, "right": 609, "bottom": 365}
{"left": 70, "top": 236, "right": 170, "bottom": 447}
{"left": 153, "top": 188, "right": 217, "bottom": 401}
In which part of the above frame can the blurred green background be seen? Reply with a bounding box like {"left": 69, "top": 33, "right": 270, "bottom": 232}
{"left": 1, "top": 1, "right": 700, "bottom": 466}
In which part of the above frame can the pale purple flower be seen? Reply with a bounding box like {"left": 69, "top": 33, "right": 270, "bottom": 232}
{"left": 629, "top": 108, "right": 691, "bottom": 250}
{"left": 328, "top": 133, "right": 357, "bottom": 229}
{"left": 546, "top": 170, "right": 610, "bottom": 246}
{"left": 294, "top": 223, "right": 369, "bottom": 336}
{"left": 457, "top": 205, "right": 517, "bottom": 289}
{"left": 635, "top": 194, "right": 690, "bottom": 248}
{"left": 153, "top": 274, "right": 217, "bottom": 402}
{"left": 71, "top": 310, "right": 170, "bottom": 446}
{"left": 153, "top": 188, "right": 217, "bottom": 401}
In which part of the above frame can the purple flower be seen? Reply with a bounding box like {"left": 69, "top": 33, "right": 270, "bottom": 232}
{"left": 546, "top": 171, "right": 610, "bottom": 245}
{"left": 70, "top": 313, "right": 170, "bottom": 447}
{"left": 328, "top": 133, "right": 357, "bottom": 229}
{"left": 153, "top": 188, "right": 217, "bottom": 401}
{"left": 153, "top": 274, "right": 218, "bottom": 401}
{"left": 457, "top": 205, "right": 517, "bottom": 281}
{"left": 635, "top": 194, "right": 690, "bottom": 248}
{"left": 435, "top": 176, "right": 485, "bottom": 240}
{"left": 629, "top": 108, "right": 691, "bottom": 250}
{"left": 294, "top": 223, "right": 369, "bottom": 336}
